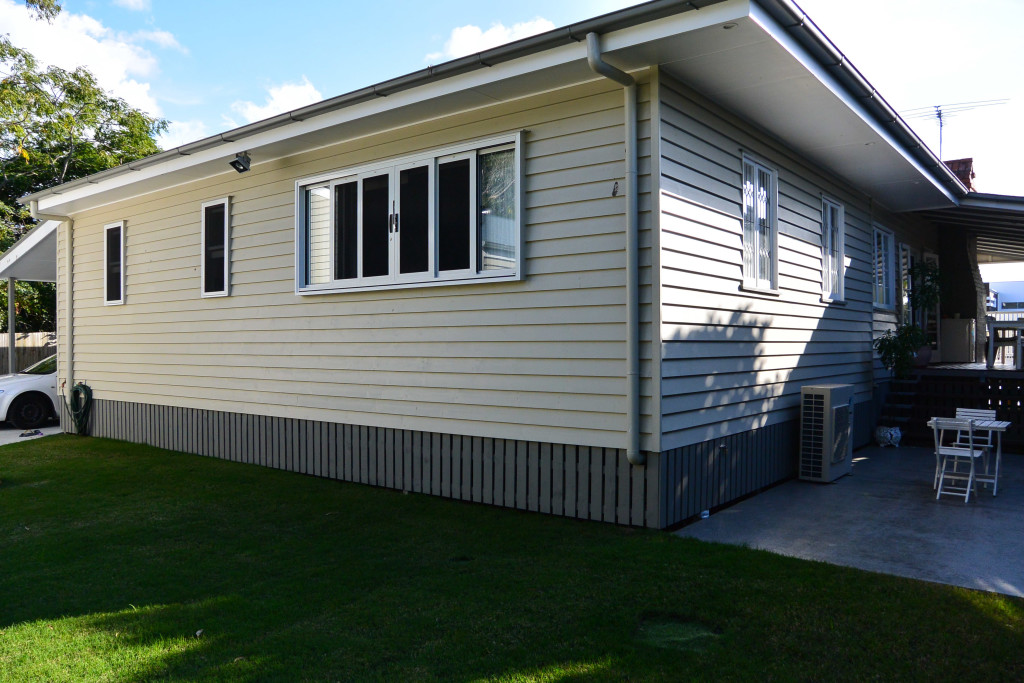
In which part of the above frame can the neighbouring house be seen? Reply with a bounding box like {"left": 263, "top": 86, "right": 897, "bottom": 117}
{"left": 10, "top": 0, "right": 1024, "bottom": 528}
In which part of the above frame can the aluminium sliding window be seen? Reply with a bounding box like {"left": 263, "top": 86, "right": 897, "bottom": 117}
{"left": 296, "top": 134, "right": 521, "bottom": 293}
{"left": 103, "top": 221, "right": 124, "bottom": 305}
{"left": 201, "top": 198, "right": 230, "bottom": 297}
{"left": 741, "top": 156, "right": 778, "bottom": 291}
{"left": 821, "top": 197, "right": 845, "bottom": 301}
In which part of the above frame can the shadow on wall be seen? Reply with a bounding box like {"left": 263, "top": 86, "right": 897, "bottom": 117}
{"left": 658, "top": 297, "right": 872, "bottom": 526}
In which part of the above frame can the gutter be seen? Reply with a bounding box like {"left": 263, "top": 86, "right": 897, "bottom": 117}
{"left": 586, "top": 33, "right": 644, "bottom": 467}
{"left": 28, "top": 201, "right": 74, "bottom": 428}
{"left": 755, "top": 0, "right": 968, "bottom": 201}
{"left": 19, "top": 0, "right": 725, "bottom": 208}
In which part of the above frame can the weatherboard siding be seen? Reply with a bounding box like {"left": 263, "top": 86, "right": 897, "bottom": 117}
{"left": 656, "top": 70, "right": 935, "bottom": 452}
{"left": 57, "top": 76, "right": 657, "bottom": 452}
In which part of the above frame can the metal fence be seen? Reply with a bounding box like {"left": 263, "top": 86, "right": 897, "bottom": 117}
{"left": 0, "top": 332, "right": 56, "bottom": 374}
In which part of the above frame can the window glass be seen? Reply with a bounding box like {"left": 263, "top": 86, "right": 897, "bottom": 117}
{"left": 899, "top": 243, "right": 913, "bottom": 324}
{"left": 399, "top": 166, "right": 429, "bottom": 275}
{"left": 873, "top": 229, "right": 894, "bottom": 307}
{"left": 362, "top": 174, "right": 391, "bottom": 278}
{"left": 297, "top": 138, "right": 519, "bottom": 291}
{"left": 334, "top": 182, "right": 358, "bottom": 280}
{"left": 822, "top": 199, "right": 843, "bottom": 300}
{"left": 742, "top": 158, "right": 776, "bottom": 289}
{"left": 306, "top": 186, "right": 331, "bottom": 285}
{"left": 438, "top": 159, "right": 470, "bottom": 271}
{"left": 22, "top": 354, "right": 56, "bottom": 375}
{"left": 479, "top": 148, "right": 515, "bottom": 271}
{"left": 106, "top": 224, "right": 122, "bottom": 302}
{"left": 203, "top": 203, "right": 226, "bottom": 294}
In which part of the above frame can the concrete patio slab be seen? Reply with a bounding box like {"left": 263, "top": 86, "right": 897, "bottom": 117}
{"left": 676, "top": 445, "right": 1024, "bottom": 597}
{"left": 0, "top": 422, "right": 62, "bottom": 447}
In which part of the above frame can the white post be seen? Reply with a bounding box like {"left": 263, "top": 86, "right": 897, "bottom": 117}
{"left": 7, "top": 277, "right": 15, "bottom": 374}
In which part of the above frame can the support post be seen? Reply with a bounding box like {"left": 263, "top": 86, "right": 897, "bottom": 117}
{"left": 7, "top": 277, "right": 15, "bottom": 374}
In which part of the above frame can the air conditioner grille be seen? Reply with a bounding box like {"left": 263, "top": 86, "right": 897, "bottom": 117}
{"left": 800, "top": 392, "right": 825, "bottom": 479}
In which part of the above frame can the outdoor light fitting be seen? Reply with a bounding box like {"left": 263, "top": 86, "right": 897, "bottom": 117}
{"left": 230, "top": 152, "right": 251, "bottom": 173}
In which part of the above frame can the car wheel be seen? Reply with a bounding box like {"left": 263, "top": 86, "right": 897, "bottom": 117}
{"left": 8, "top": 394, "right": 50, "bottom": 429}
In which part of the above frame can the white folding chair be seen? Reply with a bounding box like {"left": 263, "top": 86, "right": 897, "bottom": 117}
{"left": 931, "top": 417, "right": 986, "bottom": 503}
{"left": 953, "top": 408, "right": 995, "bottom": 474}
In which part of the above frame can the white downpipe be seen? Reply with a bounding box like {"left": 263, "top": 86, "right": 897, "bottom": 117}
{"left": 29, "top": 201, "right": 74, "bottom": 420}
{"left": 586, "top": 33, "right": 643, "bottom": 467}
{"left": 7, "top": 277, "right": 15, "bottom": 374}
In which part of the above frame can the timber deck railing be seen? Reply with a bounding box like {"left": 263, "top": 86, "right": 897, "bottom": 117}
{"left": 886, "top": 368, "right": 1024, "bottom": 452}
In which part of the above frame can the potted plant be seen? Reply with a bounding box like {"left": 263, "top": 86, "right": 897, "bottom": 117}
{"left": 873, "top": 324, "right": 927, "bottom": 379}
{"left": 908, "top": 261, "right": 942, "bottom": 364}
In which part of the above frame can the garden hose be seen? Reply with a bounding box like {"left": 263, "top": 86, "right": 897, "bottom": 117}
{"left": 63, "top": 383, "right": 93, "bottom": 436}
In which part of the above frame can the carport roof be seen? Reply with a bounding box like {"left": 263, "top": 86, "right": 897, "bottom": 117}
{"left": 0, "top": 221, "right": 58, "bottom": 282}
{"left": 916, "top": 194, "right": 1024, "bottom": 263}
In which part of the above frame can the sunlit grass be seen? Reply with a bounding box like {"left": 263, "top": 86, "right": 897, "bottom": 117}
{"left": 1, "top": 434, "right": 1023, "bottom": 681}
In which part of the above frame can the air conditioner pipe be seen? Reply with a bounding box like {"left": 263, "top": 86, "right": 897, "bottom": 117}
{"left": 586, "top": 32, "right": 643, "bottom": 467}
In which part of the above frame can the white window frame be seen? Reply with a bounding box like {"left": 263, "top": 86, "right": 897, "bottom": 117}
{"left": 201, "top": 197, "right": 231, "bottom": 298}
{"left": 103, "top": 221, "right": 125, "bottom": 306}
{"left": 820, "top": 196, "right": 845, "bottom": 302}
{"left": 873, "top": 226, "right": 896, "bottom": 310}
{"left": 740, "top": 154, "right": 779, "bottom": 294}
{"left": 294, "top": 132, "right": 523, "bottom": 295}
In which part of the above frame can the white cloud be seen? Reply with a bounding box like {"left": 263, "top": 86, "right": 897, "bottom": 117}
{"left": 112, "top": 0, "right": 151, "bottom": 11}
{"left": 426, "top": 17, "right": 555, "bottom": 62}
{"left": 0, "top": 0, "right": 181, "bottom": 116}
{"left": 229, "top": 77, "right": 323, "bottom": 124}
{"left": 124, "top": 29, "right": 187, "bottom": 53}
{"left": 157, "top": 119, "right": 209, "bottom": 150}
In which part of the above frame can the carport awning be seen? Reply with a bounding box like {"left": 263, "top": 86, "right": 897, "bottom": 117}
{"left": 0, "top": 221, "right": 58, "bottom": 283}
{"left": 916, "top": 194, "right": 1024, "bottom": 263}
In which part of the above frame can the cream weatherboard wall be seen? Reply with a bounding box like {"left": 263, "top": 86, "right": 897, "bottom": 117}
{"left": 655, "top": 70, "right": 937, "bottom": 453}
{"left": 55, "top": 76, "right": 658, "bottom": 455}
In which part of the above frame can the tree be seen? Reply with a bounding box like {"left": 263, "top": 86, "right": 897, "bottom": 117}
{"left": 25, "top": 0, "right": 62, "bottom": 22}
{"left": 0, "top": 34, "right": 166, "bottom": 332}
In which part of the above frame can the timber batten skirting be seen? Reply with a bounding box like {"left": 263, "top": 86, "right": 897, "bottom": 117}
{"left": 65, "top": 400, "right": 797, "bottom": 529}
{"left": 77, "top": 399, "right": 661, "bottom": 527}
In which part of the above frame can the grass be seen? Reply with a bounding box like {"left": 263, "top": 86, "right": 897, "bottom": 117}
{"left": 1, "top": 435, "right": 1023, "bottom": 681}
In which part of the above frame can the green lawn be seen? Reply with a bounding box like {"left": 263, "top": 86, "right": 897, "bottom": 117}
{"left": 1, "top": 435, "right": 1022, "bottom": 681}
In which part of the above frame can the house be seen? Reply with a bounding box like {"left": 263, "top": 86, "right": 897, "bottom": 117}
{"left": 11, "top": 0, "right": 1024, "bottom": 528}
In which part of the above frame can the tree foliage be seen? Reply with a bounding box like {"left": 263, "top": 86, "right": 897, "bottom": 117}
{"left": 25, "top": 0, "right": 62, "bottom": 22}
{"left": 0, "top": 34, "right": 166, "bottom": 331}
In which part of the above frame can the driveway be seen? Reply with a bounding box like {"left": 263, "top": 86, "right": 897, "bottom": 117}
{"left": 676, "top": 445, "right": 1024, "bottom": 597}
{"left": 0, "top": 422, "right": 62, "bottom": 447}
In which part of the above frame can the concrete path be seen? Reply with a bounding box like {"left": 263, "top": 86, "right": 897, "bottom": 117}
{"left": 676, "top": 445, "right": 1024, "bottom": 597}
{"left": 0, "top": 422, "right": 62, "bottom": 447}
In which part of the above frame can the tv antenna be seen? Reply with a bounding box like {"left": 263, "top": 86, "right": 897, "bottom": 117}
{"left": 901, "top": 99, "right": 1008, "bottom": 159}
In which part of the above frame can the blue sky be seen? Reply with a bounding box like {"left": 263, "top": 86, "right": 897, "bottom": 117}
{"left": 3, "top": 0, "right": 1023, "bottom": 196}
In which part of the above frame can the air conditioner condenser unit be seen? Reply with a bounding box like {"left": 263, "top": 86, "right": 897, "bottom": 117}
{"left": 799, "top": 384, "right": 854, "bottom": 483}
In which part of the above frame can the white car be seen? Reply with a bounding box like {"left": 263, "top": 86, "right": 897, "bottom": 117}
{"left": 0, "top": 354, "right": 59, "bottom": 429}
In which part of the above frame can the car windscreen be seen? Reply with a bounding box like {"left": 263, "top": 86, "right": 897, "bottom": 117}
{"left": 21, "top": 355, "right": 56, "bottom": 375}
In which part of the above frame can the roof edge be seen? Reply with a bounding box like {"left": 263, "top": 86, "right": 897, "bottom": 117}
{"left": 754, "top": 0, "right": 969, "bottom": 202}
{"left": 19, "top": 0, "right": 726, "bottom": 207}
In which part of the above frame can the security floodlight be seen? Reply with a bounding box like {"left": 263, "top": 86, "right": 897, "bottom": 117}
{"left": 230, "top": 152, "right": 251, "bottom": 173}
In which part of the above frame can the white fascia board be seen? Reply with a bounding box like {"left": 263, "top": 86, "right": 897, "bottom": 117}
{"left": 35, "top": 1, "right": 751, "bottom": 217}
{"left": 748, "top": 3, "right": 958, "bottom": 208}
